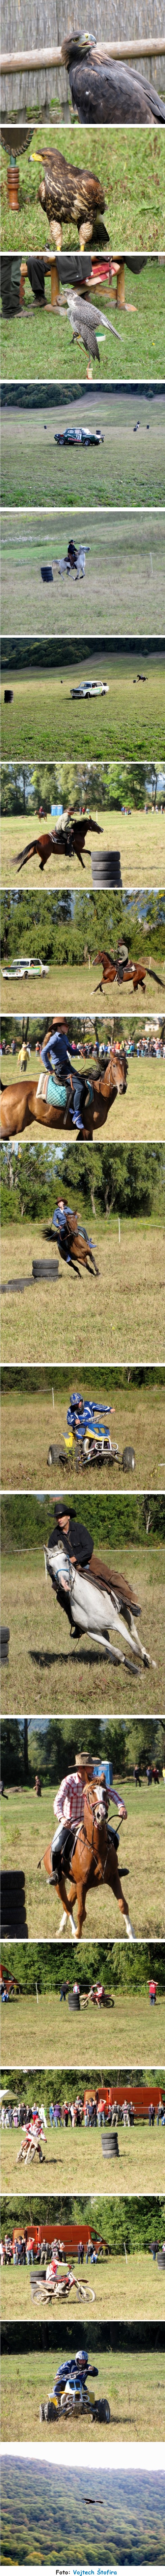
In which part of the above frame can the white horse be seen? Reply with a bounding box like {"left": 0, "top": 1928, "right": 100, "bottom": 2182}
{"left": 45, "top": 1542, "right": 155, "bottom": 1672}
{"left": 52, "top": 546, "right": 90, "bottom": 579}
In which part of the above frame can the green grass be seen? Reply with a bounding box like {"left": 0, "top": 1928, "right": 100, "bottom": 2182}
{"left": 1, "top": 1986, "right": 165, "bottom": 2074}
{"left": 1, "top": 1045, "right": 165, "bottom": 1144}
{"left": 1, "top": 2114, "right": 165, "bottom": 2205}
{"left": 2, "top": 512, "right": 165, "bottom": 642}
{"left": 1, "top": 1373, "right": 164, "bottom": 1492}
{"left": 1, "top": 259, "right": 165, "bottom": 383}
{"left": 1, "top": 2339, "right": 165, "bottom": 2446}
{"left": 1, "top": 806, "right": 165, "bottom": 894}
{"left": 1, "top": 653, "right": 165, "bottom": 762}
{"left": 1, "top": 128, "right": 165, "bottom": 253}
{"left": 1, "top": 391, "right": 165, "bottom": 510}
{"left": 1, "top": 1779, "right": 165, "bottom": 1935}
{"left": 1, "top": 1217, "right": 164, "bottom": 1366}
{"left": 0, "top": 2249, "right": 164, "bottom": 2324}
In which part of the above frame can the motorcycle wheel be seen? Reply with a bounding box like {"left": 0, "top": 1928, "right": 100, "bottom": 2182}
{"left": 122, "top": 1446, "right": 135, "bottom": 1472}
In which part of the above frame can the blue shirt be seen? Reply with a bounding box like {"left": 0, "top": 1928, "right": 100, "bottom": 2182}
{"left": 42, "top": 1032, "right": 71, "bottom": 1076}
{"left": 52, "top": 1203, "right": 73, "bottom": 1231}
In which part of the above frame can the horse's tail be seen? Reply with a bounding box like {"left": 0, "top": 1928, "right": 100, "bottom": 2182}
{"left": 38, "top": 1841, "right": 53, "bottom": 1880}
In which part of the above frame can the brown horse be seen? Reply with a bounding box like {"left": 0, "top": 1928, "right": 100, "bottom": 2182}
{"left": 54, "top": 1211, "right": 99, "bottom": 1276}
{"left": 13, "top": 813, "right": 102, "bottom": 875}
{"left": 93, "top": 949, "right": 165, "bottom": 997}
{"left": 39, "top": 1782, "right": 135, "bottom": 1941}
{"left": 0, "top": 1046, "right": 128, "bottom": 1141}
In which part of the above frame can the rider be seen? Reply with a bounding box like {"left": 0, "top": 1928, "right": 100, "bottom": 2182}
{"left": 116, "top": 941, "right": 129, "bottom": 980}
{"left": 51, "top": 1199, "right": 94, "bottom": 1263}
{"left": 47, "top": 1501, "right": 97, "bottom": 1637}
{"left": 66, "top": 1391, "right": 115, "bottom": 1440}
{"left": 51, "top": 1750, "right": 127, "bottom": 1880}
{"left": 41, "top": 1018, "right": 85, "bottom": 1133}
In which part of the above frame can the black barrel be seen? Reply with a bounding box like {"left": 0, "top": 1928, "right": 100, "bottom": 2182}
{"left": 40, "top": 566, "right": 53, "bottom": 583}
{"left": 32, "top": 1259, "right": 59, "bottom": 1280}
{"left": 4, "top": 688, "right": 13, "bottom": 703}
{"left": 0, "top": 1871, "right": 28, "bottom": 1938}
{"left": 68, "top": 1991, "right": 80, "bottom": 2012}
{"left": 101, "top": 2131, "right": 119, "bottom": 2157}
{"left": 0, "top": 1626, "right": 10, "bottom": 1665}
{"left": 91, "top": 850, "right": 122, "bottom": 886}
{"left": 157, "top": 2250, "right": 165, "bottom": 2269}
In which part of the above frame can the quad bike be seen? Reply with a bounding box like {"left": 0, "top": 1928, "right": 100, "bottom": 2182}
{"left": 78, "top": 1429, "right": 135, "bottom": 1474}
{"left": 39, "top": 2386, "right": 110, "bottom": 2423}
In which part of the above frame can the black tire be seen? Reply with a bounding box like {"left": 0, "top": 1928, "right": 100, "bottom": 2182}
{"left": 91, "top": 851, "right": 121, "bottom": 887}
{"left": 39, "top": 2405, "right": 45, "bottom": 2421}
{"left": 122, "top": 1446, "right": 135, "bottom": 1472}
{"left": 101, "top": 2132, "right": 119, "bottom": 2157}
{"left": 44, "top": 2401, "right": 51, "bottom": 2419}
{"left": 0, "top": 1626, "right": 9, "bottom": 1665}
{"left": 7, "top": 1277, "right": 32, "bottom": 1293}
{"left": 32, "top": 1259, "right": 59, "bottom": 1280}
{"left": 101, "top": 2398, "right": 110, "bottom": 2422}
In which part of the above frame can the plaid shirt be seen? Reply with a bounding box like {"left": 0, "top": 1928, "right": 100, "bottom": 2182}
{"left": 54, "top": 1771, "right": 85, "bottom": 1826}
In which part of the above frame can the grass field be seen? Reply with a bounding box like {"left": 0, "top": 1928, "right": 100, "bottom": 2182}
{"left": 1, "top": 1987, "right": 165, "bottom": 2074}
{"left": 1, "top": 2117, "right": 165, "bottom": 2205}
{"left": 1, "top": 391, "right": 165, "bottom": 511}
{"left": 1, "top": 1779, "right": 165, "bottom": 1935}
{"left": 1, "top": 2338, "right": 164, "bottom": 2446}
{"left": 1, "top": 952, "right": 165, "bottom": 1018}
{"left": 1, "top": 1372, "right": 164, "bottom": 1492}
{"left": 1, "top": 2251, "right": 164, "bottom": 2325}
{"left": 1, "top": 1219, "right": 164, "bottom": 1366}
{"left": 1, "top": 264, "right": 165, "bottom": 384}
{"left": 1, "top": 807, "right": 165, "bottom": 894}
{"left": 2, "top": 512, "right": 165, "bottom": 641}
{"left": 1, "top": 653, "right": 165, "bottom": 762}
{"left": 1, "top": 1045, "right": 164, "bottom": 1143}
{"left": 0, "top": 1542, "right": 164, "bottom": 1717}
{"left": 1, "top": 127, "right": 165, "bottom": 255}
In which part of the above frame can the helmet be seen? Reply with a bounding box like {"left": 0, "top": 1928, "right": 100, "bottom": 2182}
{"left": 75, "top": 2349, "right": 88, "bottom": 2362}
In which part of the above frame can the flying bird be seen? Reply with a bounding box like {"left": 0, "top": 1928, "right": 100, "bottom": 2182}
{"left": 66, "top": 290, "right": 122, "bottom": 362}
{"left": 33, "top": 144, "right": 109, "bottom": 250}
{"left": 61, "top": 32, "right": 165, "bottom": 123}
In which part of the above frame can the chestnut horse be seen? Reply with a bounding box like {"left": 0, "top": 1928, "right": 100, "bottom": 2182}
{"left": 0, "top": 1046, "right": 128, "bottom": 1140}
{"left": 54, "top": 1211, "right": 99, "bottom": 1276}
{"left": 39, "top": 1782, "right": 135, "bottom": 1942}
{"left": 93, "top": 949, "right": 165, "bottom": 997}
{"left": 13, "top": 813, "right": 102, "bottom": 875}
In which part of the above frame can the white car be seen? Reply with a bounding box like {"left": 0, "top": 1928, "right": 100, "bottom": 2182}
{"left": 2, "top": 957, "right": 49, "bottom": 980}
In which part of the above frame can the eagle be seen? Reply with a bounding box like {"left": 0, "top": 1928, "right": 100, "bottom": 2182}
{"left": 37, "top": 145, "right": 108, "bottom": 251}
{"left": 61, "top": 32, "right": 165, "bottom": 123}
{"left": 66, "top": 290, "right": 122, "bottom": 362}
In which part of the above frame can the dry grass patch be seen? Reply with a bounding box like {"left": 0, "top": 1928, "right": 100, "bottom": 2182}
{"left": 1, "top": 1988, "right": 165, "bottom": 2075}
{"left": 1, "top": 2118, "right": 165, "bottom": 2206}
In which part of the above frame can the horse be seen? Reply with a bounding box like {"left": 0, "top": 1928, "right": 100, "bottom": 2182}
{"left": 0, "top": 1045, "right": 128, "bottom": 1140}
{"left": 12, "top": 812, "right": 102, "bottom": 875}
{"left": 93, "top": 949, "right": 165, "bottom": 997}
{"left": 45, "top": 1539, "right": 152, "bottom": 1672}
{"left": 52, "top": 546, "right": 90, "bottom": 581}
{"left": 39, "top": 1780, "right": 136, "bottom": 1942}
{"left": 53, "top": 1211, "right": 99, "bottom": 1276}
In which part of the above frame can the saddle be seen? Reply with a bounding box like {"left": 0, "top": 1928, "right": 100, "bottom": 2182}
{"left": 36, "top": 1068, "right": 67, "bottom": 1106}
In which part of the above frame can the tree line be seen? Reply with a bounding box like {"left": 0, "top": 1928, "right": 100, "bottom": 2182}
{"left": 1, "top": 1491, "right": 164, "bottom": 1552}
{"left": 1, "top": 1142, "right": 164, "bottom": 1228}
{"left": 1, "top": 884, "right": 165, "bottom": 967}
{"left": 1, "top": 756, "right": 163, "bottom": 817}
{"left": 3, "top": 1936, "right": 164, "bottom": 1993}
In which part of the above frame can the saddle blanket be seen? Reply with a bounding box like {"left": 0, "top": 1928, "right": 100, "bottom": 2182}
{"left": 36, "top": 1069, "right": 67, "bottom": 1106}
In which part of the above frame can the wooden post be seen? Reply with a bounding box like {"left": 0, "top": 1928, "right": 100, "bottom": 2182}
{"left": 116, "top": 262, "right": 125, "bottom": 310}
